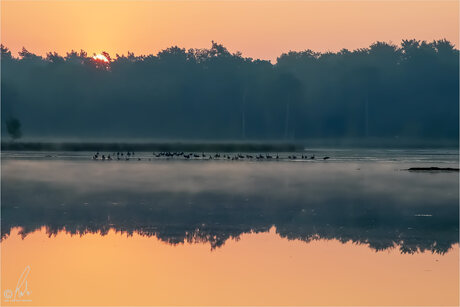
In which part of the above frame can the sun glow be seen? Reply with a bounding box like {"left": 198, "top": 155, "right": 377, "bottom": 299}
{"left": 93, "top": 54, "right": 109, "bottom": 62}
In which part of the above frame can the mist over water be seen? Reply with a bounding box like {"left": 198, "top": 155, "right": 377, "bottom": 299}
{"left": 2, "top": 149, "right": 458, "bottom": 253}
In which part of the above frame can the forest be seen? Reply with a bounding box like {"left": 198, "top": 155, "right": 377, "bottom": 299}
{"left": 1, "top": 39, "right": 458, "bottom": 143}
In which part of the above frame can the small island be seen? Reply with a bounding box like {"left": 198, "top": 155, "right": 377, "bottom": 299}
{"left": 408, "top": 167, "right": 459, "bottom": 172}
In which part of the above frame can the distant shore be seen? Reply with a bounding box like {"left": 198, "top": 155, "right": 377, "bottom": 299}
{"left": 1, "top": 138, "right": 458, "bottom": 152}
{"left": 1, "top": 141, "right": 300, "bottom": 153}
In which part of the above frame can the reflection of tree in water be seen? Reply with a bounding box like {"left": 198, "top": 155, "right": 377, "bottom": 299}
{"left": 2, "top": 194, "right": 458, "bottom": 254}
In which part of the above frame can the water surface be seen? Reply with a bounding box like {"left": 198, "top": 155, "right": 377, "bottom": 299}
{"left": 1, "top": 149, "right": 459, "bottom": 305}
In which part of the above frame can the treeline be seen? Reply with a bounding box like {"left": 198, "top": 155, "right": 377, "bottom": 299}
{"left": 1, "top": 40, "right": 458, "bottom": 142}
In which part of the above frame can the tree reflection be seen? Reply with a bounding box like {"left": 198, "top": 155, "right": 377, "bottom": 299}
{"left": 2, "top": 160, "right": 458, "bottom": 254}
{"left": 2, "top": 194, "right": 457, "bottom": 254}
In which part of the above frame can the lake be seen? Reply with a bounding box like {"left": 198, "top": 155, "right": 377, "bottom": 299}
{"left": 1, "top": 149, "right": 459, "bottom": 305}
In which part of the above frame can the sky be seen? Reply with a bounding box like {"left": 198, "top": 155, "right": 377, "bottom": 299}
{"left": 1, "top": 1, "right": 459, "bottom": 61}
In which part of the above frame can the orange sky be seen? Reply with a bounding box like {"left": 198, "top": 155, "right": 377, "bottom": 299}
{"left": 1, "top": 1, "right": 459, "bottom": 61}
{"left": 2, "top": 227, "right": 459, "bottom": 305}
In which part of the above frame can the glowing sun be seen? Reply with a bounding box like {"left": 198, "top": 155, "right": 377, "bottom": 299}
{"left": 93, "top": 54, "right": 109, "bottom": 62}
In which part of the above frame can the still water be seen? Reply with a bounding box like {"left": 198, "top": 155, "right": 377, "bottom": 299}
{"left": 1, "top": 149, "right": 459, "bottom": 305}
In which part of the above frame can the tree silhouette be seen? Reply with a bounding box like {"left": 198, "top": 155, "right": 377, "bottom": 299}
{"left": 0, "top": 40, "right": 458, "bottom": 142}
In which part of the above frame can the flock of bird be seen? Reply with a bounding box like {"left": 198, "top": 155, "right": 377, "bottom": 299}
{"left": 92, "top": 151, "right": 331, "bottom": 161}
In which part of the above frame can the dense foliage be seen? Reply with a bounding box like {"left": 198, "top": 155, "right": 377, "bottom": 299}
{"left": 1, "top": 40, "right": 458, "bottom": 142}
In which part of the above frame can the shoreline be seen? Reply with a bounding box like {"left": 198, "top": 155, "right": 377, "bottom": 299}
{"left": 0, "top": 141, "right": 299, "bottom": 153}
{"left": 2, "top": 140, "right": 459, "bottom": 152}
